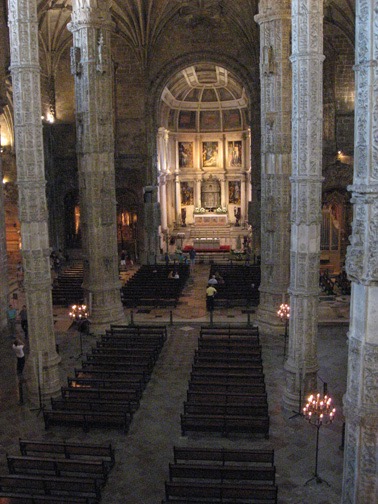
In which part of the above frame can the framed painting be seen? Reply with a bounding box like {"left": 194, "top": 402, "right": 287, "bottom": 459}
{"left": 228, "top": 140, "right": 242, "bottom": 167}
{"left": 223, "top": 109, "right": 242, "bottom": 130}
{"left": 228, "top": 180, "right": 241, "bottom": 205}
{"left": 180, "top": 181, "right": 194, "bottom": 206}
{"left": 178, "top": 142, "right": 193, "bottom": 168}
{"left": 202, "top": 141, "right": 219, "bottom": 167}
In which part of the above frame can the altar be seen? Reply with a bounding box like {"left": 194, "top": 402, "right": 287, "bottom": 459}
{"left": 193, "top": 237, "right": 221, "bottom": 249}
{"left": 193, "top": 214, "right": 228, "bottom": 226}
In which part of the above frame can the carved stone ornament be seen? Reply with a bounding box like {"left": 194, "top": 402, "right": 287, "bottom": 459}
{"left": 96, "top": 30, "right": 111, "bottom": 74}
{"left": 262, "top": 46, "right": 275, "bottom": 75}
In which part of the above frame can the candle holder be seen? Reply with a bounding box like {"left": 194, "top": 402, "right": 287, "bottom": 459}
{"left": 303, "top": 393, "right": 336, "bottom": 486}
{"left": 277, "top": 303, "right": 290, "bottom": 360}
{"left": 69, "top": 304, "right": 89, "bottom": 359}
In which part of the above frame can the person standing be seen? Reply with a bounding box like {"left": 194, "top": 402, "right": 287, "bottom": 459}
{"left": 7, "top": 304, "right": 17, "bottom": 337}
{"left": 19, "top": 305, "right": 28, "bottom": 338}
{"left": 206, "top": 284, "right": 217, "bottom": 311}
{"left": 12, "top": 339, "right": 26, "bottom": 375}
{"left": 189, "top": 248, "right": 196, "bottom": 272}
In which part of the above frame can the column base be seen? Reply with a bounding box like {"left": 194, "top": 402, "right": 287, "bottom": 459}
{"left": 25, "top": 350, "right": 61, "bottom": 406}
{"left": 89, "top": 305, "right": 126, "bottom": 335}
{"left": 283, "top": 358, "right": 318, "bottom": 412}
{"left": 256, "top": 295, "right": 287, "bottom": 335}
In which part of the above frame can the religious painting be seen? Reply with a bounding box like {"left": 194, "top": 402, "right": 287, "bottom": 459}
{"left": 228, "top": 181, "right": 241, "bottom": 205}
{"left": 178, "top": 110, "right": 196, "bottom": 130}
{"left": 180, "top": 181, "right": 194, "bottom": 206}
{"left": 223, "top": 109, "right": 242, "bottom": 130}
{"left": 202, "top": 141, "right": 219, "bottom": 167}
{"left": 228, "top": 140, "right": 242, "bottom": 167}
{"left": 178, "top": 142, "right": 193, "bottom": 168}
{"left": 200, "top": 110, "right": 221, "bottom": 131}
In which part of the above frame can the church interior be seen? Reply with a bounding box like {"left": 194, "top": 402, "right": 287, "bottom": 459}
{"left": 0, "top": 1, "right": 376, "bottom": 503}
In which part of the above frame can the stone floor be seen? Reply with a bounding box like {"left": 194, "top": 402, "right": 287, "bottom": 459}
{"left": 0, "top": 262, "right": 350, "bottom": 503}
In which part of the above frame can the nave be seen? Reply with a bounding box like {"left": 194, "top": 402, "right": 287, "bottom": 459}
{"left": 0, "top": 318, "right": 347, "bottom": 503}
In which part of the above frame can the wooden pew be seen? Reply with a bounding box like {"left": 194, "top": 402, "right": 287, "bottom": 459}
{"left": 7, "top": 455, "right": 109, "bottom": 485}
{"left": 67, "top": 376, "right": 144, "bottom": 393}
{"left": 80, "top": 361, "right": 151, "bottom": 379}
{"left": 183, "top": 402, "right": 269, "bottom": 418}
{"left": 180, "top": 413, "right": 270, "bottom": 437}
{"left": 50, "top": 397, "right": 137, "bottom": 415}
{"left": 188, "top": 381, "right": 266, "bottom": 394}
{"left": 164, "top": 481, "right": 277, "bottom": 503}
{"left": 0, "top": 494, "right": 91, "bottom": 503}
{"left": 85, "top": 354, "right": 154, "bottom": 373}
{"left": 169, "top": 463, "right": 275, "bottom": 483}
{"left": 192, "top": 362, "right": 264, "bottom": 374}
{"left": 109, "top": 324, "right": 167, "bottom": 341}
{"left": 90, "top": 347, "right": 158, "bottom": 363}
{"left": 200, "top": 326, "right": 259, "bottom": 337}
{"left": 61, "top": 386, "right": 141, "bottom": 405}
{"left": 19, "top": 440, "right": 115, "bottom": 468}
{"left": 186, "top": 390, "right": 268, "bottom": 406}
{"left": 43, "top": 409, "right": 131, "bottom": 434}
{"left": 0, "top": 474, "right": 101, "bottom": 502}
{"left": 74, "top": 367, "right": 149, "bottom": 385}
{"left": 173, "top": 446, "right": 274, "bottom": 466}
{"left": 190, "top": 372, "right": 265, "bottom": 385}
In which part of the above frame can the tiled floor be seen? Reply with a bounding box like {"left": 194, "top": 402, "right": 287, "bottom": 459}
{"left": 0, "top": 262, "right": 350, "bottom": 503}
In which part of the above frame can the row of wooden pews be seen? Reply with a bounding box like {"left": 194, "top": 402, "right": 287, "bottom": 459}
{"left": 181, "top": 326, "right": 270, "bottom": 438}
{"left": 43, "top": 324, "right": 167, "bottom": 433}
{"left": 162, "top": 446, "right": 278, "bottom": 503}
{"left": 209, "top": 264, "right": 261, "bottom": 307}
{"left": 0, "top": 439, "right": 114, "bottom": 503}
{"left": 121, "top": 264, "right": 190, "bottom": 308}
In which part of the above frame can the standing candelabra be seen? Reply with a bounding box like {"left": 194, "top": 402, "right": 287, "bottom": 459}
{"left": 69, "top": 304, "right": 89, "bottom": 359}
{"left": 303, "top": 393, "right": 336, "bottom": 486}
{"left": 277, "top": 303, "right": 290, "bottom": 359}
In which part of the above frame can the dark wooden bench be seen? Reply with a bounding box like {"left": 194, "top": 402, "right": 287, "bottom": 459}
{"left": 43, "top": 409, "right": 131, "bottom": 434}
{"left": 186, "top": 390, "right": 268, "bottom": 405}
{"left": 183, "top": 402, "right": 268, "bottom": 417}
{"left": 188, "top": 381, "right": 266, "bottom": 394}
{"left": 90, "top": 347, "right": 158, "bottom": 363}
{"left": 51, "top": 397, "right": 137, "bottom": 415}
{"left": 97, "top": 339, "right": 162, "bottom": 353}
{"left": 198, "top": 341, "right": 261, "bottom": 352}
{"left": 200, "top": 326, "right": 259, "bottom": 337}
{"left": 74, "top": 367, "right": 149, "bottom": 384}
{"left": 192, "top": 362, "right": 264, "bottom": 374}
{"left": 67, "top": 376, "right": 144, "bottom": 393}
{"left": 80, "top": 361, "right": 151, "bottom": 379}
{"left": 180, "top": 414, "right": 270, "bottom": 437}
{"left": 173, "top": 446, "right": 274, "bottom": 466}
{"left": 109, "top": 324, "right": 167, "bottom": 340}
{"left": 164, "top": 481, "right": 277, "bottom": 503}
{"left": 19, "top": 440, "right": 115, "bottom": 467}
{"left": 7, "top": 455, "right": 109, "bottom": 484}
{"left": 190, "top": 372, "right": 265, "bottom": 385}
{"left": 61, "top": 386, "right": 141, "bottom": 405}
{"left": 169, "top": 463, "right": 275, "bottom": 483}
{"left": 0, "top": 474, "right": 101, "bottom": 502}
{"left": 194, "top": 348, "right": 263, "bottom": 361}
{"left": 85, "top": 354, "right": 154, "bottom": 372}
{"left": 0, "top": 494, "right": 91, "bottom": 503}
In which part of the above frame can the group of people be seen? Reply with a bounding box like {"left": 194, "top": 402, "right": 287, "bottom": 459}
{"left": 206, "top": 272, "right": 224, "bottom": 311}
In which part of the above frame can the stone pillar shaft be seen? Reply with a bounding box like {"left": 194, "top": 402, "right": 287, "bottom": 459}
{"left": 8, "top": 0, "right": 60, "bottom": 401}
{"left": 68, "top": 0, "right": 124, "bottom": 332}
{"left": 255, "top": 0, "right": 292, "bottom": 332}
{"left": 283, "top": 0, "right": 324, "bottom": 410}
{"left": 342, "top": 1, "right": 378, "bottom": 501}
{"left": 175, "top": 175, "right": 181, "bottom": 222}
{"left": 0, "top": 128, "right": 8, "bottom": 331}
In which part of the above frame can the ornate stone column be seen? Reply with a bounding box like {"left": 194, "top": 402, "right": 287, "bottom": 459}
{"left": 255, "top": 0, "right": 292, "bottom": 332}
{"left": 342, "top": 1, "right": 378, "bottom": 501}
{"left": 159, "top": 173, "right": 168, "bottom": 231}
{"left": 195, "top": 178, "right": 202, "bottom": 208}
{"left": 283, "top": 0, "right": 324, "bottom": 410}
{"left": 0, "top": 126, "right": 8, "bottom": 331}
{"left": 68, "top": 0, "right": 125, "bottom": 332}
{"left": 8, "top": 0, "right": 60, "bottom": 401}
{"left": 175, "top": 174, "right": 181, "bottom": 223}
